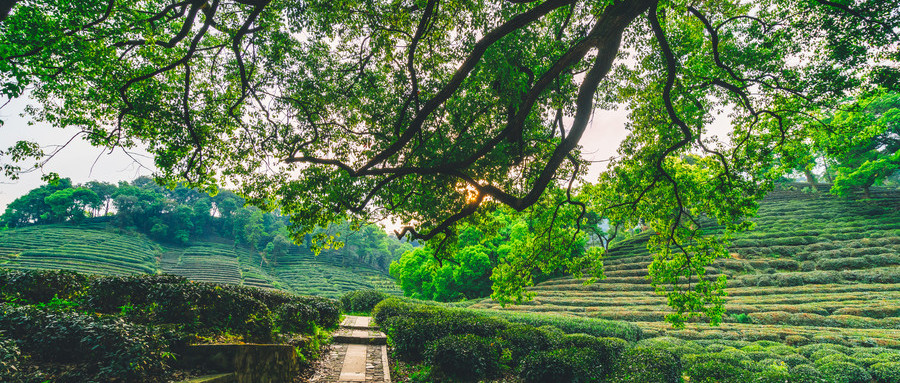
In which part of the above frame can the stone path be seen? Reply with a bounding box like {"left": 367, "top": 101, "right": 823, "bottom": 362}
{"left": 310, "top": 316, "right": 391, "bottom": 383}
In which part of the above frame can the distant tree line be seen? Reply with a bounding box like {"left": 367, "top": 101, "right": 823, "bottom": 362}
{"left": 0, "top": 177, "right": 411, "bottom": 273}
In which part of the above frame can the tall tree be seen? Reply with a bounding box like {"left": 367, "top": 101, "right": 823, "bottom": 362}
{"left": 1, "top": 0, "right": 897, "bottom": 324}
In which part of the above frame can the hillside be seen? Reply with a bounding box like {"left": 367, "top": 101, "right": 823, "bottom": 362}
{"left": 470, "top": 186, "right": 900, "bottom": 348}
{"left": 0, "top": 222, "right": 401, "bottom": 298}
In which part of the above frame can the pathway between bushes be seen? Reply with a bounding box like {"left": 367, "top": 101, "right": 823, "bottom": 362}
{"left": 310, "top": 315, "right": 391, "bottom": 383}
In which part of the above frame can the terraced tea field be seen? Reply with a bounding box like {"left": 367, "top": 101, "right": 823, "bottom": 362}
{"left": 470, "top": 187, "right": 900, "bottom": 349}
{"left": 0, "top": 224, "right": 400, "bottom": 298}
{"left": 269, "top": 247, "right": 403, "bottom": 298}
{"left": 0, "top": 225, "right": 158, "bottom": 276}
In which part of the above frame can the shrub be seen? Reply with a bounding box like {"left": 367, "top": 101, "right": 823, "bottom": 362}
{"left": 340, "top": 289, "right": 389, "bottom": 313}
{"left": 519, "top": 347, "right": 603, "bottom": 383}
{"left": 275, "top": 302, "right": 319, "bottom": 334}
{"left": 800, "top": 343, "right": 849, "bottom": 358}
{"left": 499, "top": 324, "right": 554, "bottom": 364}
{"left": 468, "top": 309, "right": 643, "bottom": 341}
{"left": 810, "top": 348, "right": 845, "bottom": 362}
{"left": 0, "top": 269, "right": 89, "bottom": 303}
{"left": 607, "top": 346, "right": 680, "bottom": 383}
{"left": 0, "top": 304, "right": 171, "bottom": 382}
{"left": 815, "top": 353, "right": 863, "bottom": 367}
{"left": 770, "top": 259, "right": 800, "bottom": 271}
{"left": 0, "top": 335, "right": 26, "bottom": 382}
{"left": 638, "top": 336, "right": 701, "bottom": 358}
{"left": 556, "top": 334, "right": 628, "bottom": 374}
{"left": 373, "top": 297, "right": 420, "bottom": 325}
{"left": 782, "top": 353, "right": 811, "bottom": 367}
{"left": 685, "top": 360, "right": 752, "bottom": 383}
{"left": 425, "top": 334, "right": 502, "bottom": 382}
{"left": 292, "top": 295, "right": 341, "bottom": 328}
{"left": 870, "top": 362, "right": 900, "bottom": 383}
{"left": 753, "top": 366, "right": 795, "bottom": 383}
{"left": 790, "top": 364, "right": 831, "bottom": 383}
{"left": 818, "top": 361, "right": 872, "bottom": 383}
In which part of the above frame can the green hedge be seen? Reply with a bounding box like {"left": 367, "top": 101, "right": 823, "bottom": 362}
{"left": 424, "top": 334, "right": 502, "bottom": 382}
{"left": 340, "top": 289, "right": 389, "bottom": 313}
{"left": 0, "top": 304, "right": 171, "bottom": 383}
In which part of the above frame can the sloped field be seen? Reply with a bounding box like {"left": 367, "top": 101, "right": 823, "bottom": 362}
{"left": 269, "top": 248, "right": 402, "bottom": 298}
{"left": 0, "top": 224, "right": 400, "bottom": 298}
{"left": 470, "top": 187, "right": 900, "bottom": 349}
{"left": 0, "top": 225, "right": 157, "bottom": 275}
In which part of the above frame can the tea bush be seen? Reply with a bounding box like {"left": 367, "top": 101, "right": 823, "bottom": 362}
{"left": 519, "top": 347, "right": 603, "bottom": 383}
{"left": 0, "top": 304, "right": 171, "bottom": 383}
{"left": 870, "top": 362, "right": 900, "bottom": 383}
{"left": 685, "top": 360, "right": 753, "bottom": 383}
{"left": 424, "top": 334, "right": 503, "bottom": 382}
{"left": 0, "top": 269, "right": 88, "bottom": 303}
{"left": 607, "top": 346, "right": 681, "bottom": 383}
{"left": 340, "top": 289, "right": 389, "bottom": 313}
{"left": 818, "top": 361, "right": 871, "bottom": 383}
{"left": 498, "top": 323, "right": 554, "bottom": 364}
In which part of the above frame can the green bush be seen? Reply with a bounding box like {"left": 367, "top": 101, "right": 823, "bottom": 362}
{"left": 468, "top": 309, "right": 643, "bottom": 341}
{"left": 753, "top": 366, "right": 795, "bottom": 383}
{"left": 782, "top": 353, "right": 811, "bottom": 367}
{"left": 815, "top": 353, "right": 862, "bottom": 367}
{"left": 0, "top": 335, "right": 28, "bottom": 382}
{"left": 870, "top": 362, "right": 900, "bottom": 383}
{"left": 0, "top": 269, "right": 89, "bottom": 303}
{"left": 340, "top": 290, "right": 389, "bottom": 313}
{"left": 769, "top": 259, "right": 800, "bottom": 271}
{"left": 275, "top": 302, "right": 319, "bottom": 334}
{"left": 499, "top": 323, "right": 554, "bottom": 364}
{"left": 519, "top": 347, "right": 603, "bottom": 383}
{"left": 790, "top": 364, "right": 832, "bottom": 383}
{"left": 810, "top": 348, "right": 845, "bottom": 362}
{"left": 556, "top": 334, "right": 628, "bottom": 375}
{"left": 685, "top": 360, "right": 752, "bottom": 383}
{"left": 0, "top": 304, "right": 171, "bottom": 382}
{"left": 800, "top": 343, "right": 849, "bottom": 358}
{"left": 608, "top": 346, "right": 680, "bottom": 383}
{"left": 818, "top": 361, "right": 871, "bottom": 383}
{"left": 425, "top": 334, "right": 502, "bottom": 382}
{"left": 638, "top": 336, "right": 701, "bottom": 358}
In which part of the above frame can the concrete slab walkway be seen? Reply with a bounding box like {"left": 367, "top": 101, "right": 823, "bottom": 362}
{"left": 310, "top": 316, "right": 391, "bottom": 383}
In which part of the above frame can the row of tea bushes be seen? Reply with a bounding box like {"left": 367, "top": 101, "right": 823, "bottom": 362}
{"left": 0, "top": 269, "right": 341, "bottom": 382}
{"left": 375, "top": 297, "right": 900, "bottom": 382}
{"left": 373, "top": 298, "right": 676, "bottom": 383}
{"left": 0, "top": 304, "right": 173, "bottom": 383}
{"left": 0, "top": 269, "right": 341, "bottom": 341}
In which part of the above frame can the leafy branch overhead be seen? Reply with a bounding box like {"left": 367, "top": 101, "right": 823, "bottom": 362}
{"left": 1, "top": 0, "right": 897, "bottom": 324}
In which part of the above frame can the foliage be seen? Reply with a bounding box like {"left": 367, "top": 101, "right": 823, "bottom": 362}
{"left": 805, "top": 90, "right": 900, "bottom": 197}
{"left": 0, "top": 269, "right": 339, "bottom": 340}
{"left": 340, "top": 289, "right": 389, "bottom": 313}
{"left": 0, "top": 304, "right": 172, "bottom": 383}
{"left": 1, "top": 177, "right": 412, "bottom": 275}
{"left": 424, "top": 334, "right": 503, "bottom": 382}
{"left": 817, "top": 361, "right": 872, "bottom": 383}
{"left": 870, "top": 362, "right": 900, "bottom": 383}
{"left": 391, "top": 198, "right": 589, "bottom": 302}
{"left": 607, "top": 346, "right": 681, "bottom": 383}
{"left": 2, "top": 0, "right": 897, "bottom": 323}
{"left": 519, "top": 347, "right": 604, "bottom": 383}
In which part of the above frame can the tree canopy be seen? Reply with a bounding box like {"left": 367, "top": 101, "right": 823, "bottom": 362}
{"left": 1, "top": 0, "right": 897, "bottom": 324}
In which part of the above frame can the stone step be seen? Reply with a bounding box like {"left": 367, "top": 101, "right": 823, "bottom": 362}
{"left": 177, "top": 373, "right": 237, "bottom": 383}
{"left": 332, "top": 328, "right": 388, "bottom": 345}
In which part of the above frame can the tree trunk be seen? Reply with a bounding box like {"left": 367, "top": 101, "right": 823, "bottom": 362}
{"left": 804, "top": 169, "right": 817, "bottom": 185}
